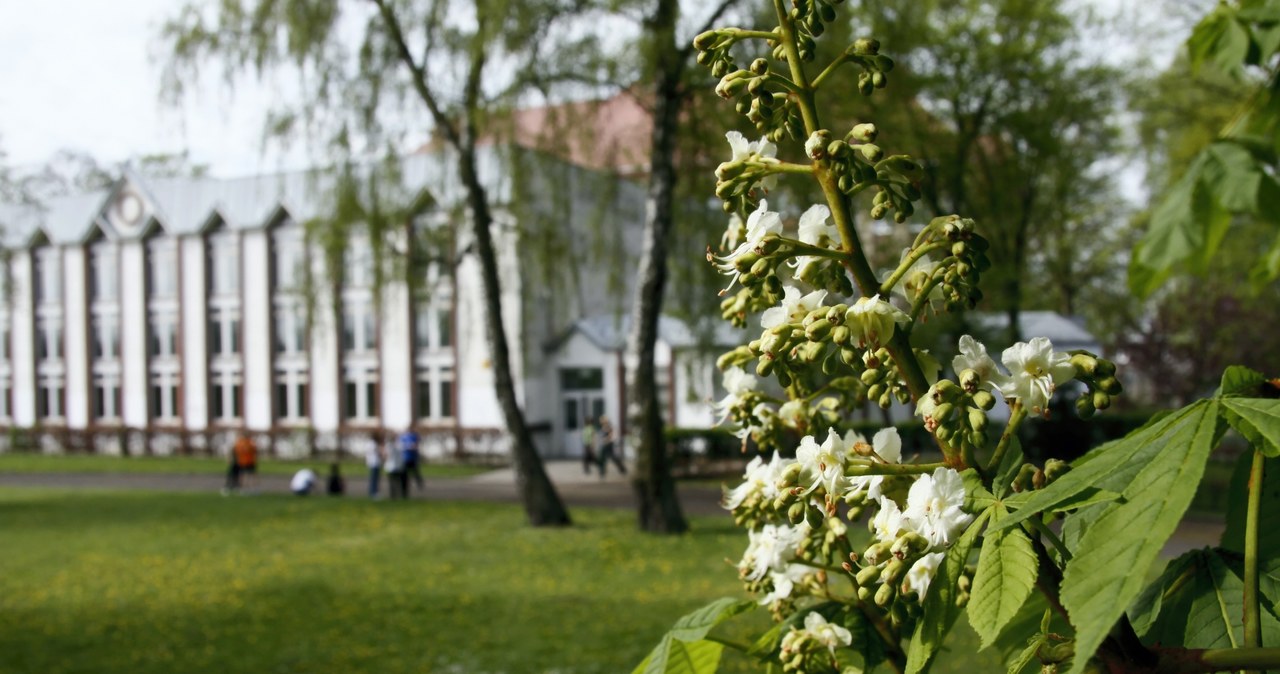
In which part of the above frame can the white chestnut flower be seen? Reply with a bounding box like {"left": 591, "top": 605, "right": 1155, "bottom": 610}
{"left": 891, "top": 247, "right": 943, "bottom": 308}
{"left": 870, "top": 496, "right": 906, "bottom": 545}
{"left": 792, "top": 204, "right": 839, "bottom": 280}
{"left": 952, "top": 335, "right": 1009, "bottom": 393}
{"left": 712, "top": 199, "right": 784, "bottom": 292}
{"left": 714, "top": 367, "right": 757, "bottom": 417}
{"left": 725, "top": 131, "right": 779, "bottom": 191}
{"left": 761, "top": 285, "right": 828, "bottom": 330}
{"left": 786, "top": 612, "right": 852, "bottom": 657}
{"left": 724, "top": 452, "right": 793, "bottom": 510}
{"left": 903, "top": 467, "right": 972, "bottom": 549}
{"left": 998, "top": 337, "right": 1075, "bottom": 415}
{"left": 844, "top": 427, "right": 903, "bottom": 502}
{"left": 795, "top": 429, "right": 856, "bottom": 496}
{"left": 741, "top": 523, "right": 809, "bottom": 582}
{"left": 760, "top": 564, "right": 812, "bottom": 605}
{"left": 720, "top": 212, "right": 746, "bottom": 252}
{"left": 902, "top": 551, "right": 945, "bottom": 599}
{"left": 846, "top": 294, "right": 908, "bottom": 348}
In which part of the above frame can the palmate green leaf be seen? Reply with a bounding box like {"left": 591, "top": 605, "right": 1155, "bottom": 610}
{"left": 667, "top": 598, "right": 756, "bottom": 642}
{"left": 634, "top": 636, "right": 724, "bottom": 674}
{"left": 1222, "top": 398, "right": 1280, "bottom": 457}
{"left": 633, "top": 597, "right": 756, "bottom": 674}
{"left": 1219, "top": 365, "right": 1271, "bottom": 397}
{"left": 1130, "top": 155, "right": 1231, "bottom": 298}
{"left": 1188, "top": 5, "right": 1252, "bottom": 77}
{"left": 968, "top": 504, "right": 1039, "bottom": 649}
{"left": 905, "top": 509, "right": 990, "bottom": 674}
{"left": 1057, "top": 401, "right": 1224, "bottom": 674}
{"left": 1200, "top": 142, "right": 1267, "bottom": 212}
{"left": 1222, "top": 453, "right": 1280, "bottom": 560}
{"left": 991, "top": 401, "right": 1220, "bottom": 534}
{"left": 1129, "top": 548, "right": 1280, "bottom": 652}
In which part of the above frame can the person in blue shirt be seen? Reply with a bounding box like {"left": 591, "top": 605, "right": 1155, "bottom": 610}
{"left": 399, "top": 428, "right": 423, "bottom": 493}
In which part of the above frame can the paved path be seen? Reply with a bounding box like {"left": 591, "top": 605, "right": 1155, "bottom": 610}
{"left": 0, "top": 460, "right": 1224, "bottom": 556}
{"left": 0, "top": 460, "right": 732, "bottom": 517}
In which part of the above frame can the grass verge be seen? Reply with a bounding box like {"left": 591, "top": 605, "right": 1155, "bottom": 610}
{"left": 0, "top": 452, "right": 492, "bottom": 479}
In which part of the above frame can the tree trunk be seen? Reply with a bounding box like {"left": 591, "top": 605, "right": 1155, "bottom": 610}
{"left": 459, "top": 147, "right": 572, "bottom": 527}
{"left": 626, "top": 0, "right": 688, "bottom": 534}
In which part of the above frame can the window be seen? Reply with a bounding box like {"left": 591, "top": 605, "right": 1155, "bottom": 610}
{"left": 440, "top": 378, "right": 453, "bottom": 418}
{"left": 438, "top": 308, "right": 452, "bottom": 347}
{"left": 272, "top": 231, "right": 304, "bottom": 290}
{"left": 209, "top": 313, "right": 240, "bottom": 356}
{"left": 39, "top": 326, "right": 62, "bottom": 362}
{"left": 275, "top": 310, "right": 306, "bottom": 354}
{"left": 34, "top": 249, "right": 60, "bottom": 306}
{"left": 90, "top": 247, "right": 117, "bottom": 301}
{"left": 210, "top": 380, "right": 241, "bottom": 422}
{"left": 93, "top": 380, "right": 120, "bottom": 421}
{"left": 345, "top": 382, "right": 358, "bottom": 420}
{"left": 211, "top": 384, "right": 223, "bottom": 420}
{"left": 417, "top": 380, "right": 432, "bottom": 420}
{"left": 276, "top": 383, "right": 288, "bottom": 418}
{"left": 150, "top": 318, "right": 177, "bottom": 358}
{"left": 37, "top": 384, "right": 63, "bottom": 420}
{"left": 342, "top": 304, "right": 375, "bottom": 353}
{"left": 93, "top": 317, "right": 119, "bottom": 359}
{"left": 1, "top": 325, "right": 9, "bottom": 360}
{"left": 148, "top": 241, "right": 177, "bottom": 298}
{"left": 343, "top": 372, "right": 377, "bottom": 421}
{"left": 208, "top": 234, "right": 239, "bottom": 296}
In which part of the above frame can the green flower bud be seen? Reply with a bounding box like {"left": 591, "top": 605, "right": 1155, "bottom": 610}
{"left": 1069, "top": 352, "right": 1099, "bottom": 377}
{"left": 872, "top": 71, "right": 887, "bottom": 88}
{"left": 872, "top": 54, "right": 895, "bottom": 72}
{"left": 756, "top": 358, "right": 774, "bottom": 377}
{"left": 848, "top": 122, "right": 878, "bottom": 143}
{"left": 1075, "top": 394, "right": 1096, "bottom": 419}
{"left": 1092, "top": 390, "right": 1111, "bottom": 411}
{"left": 857, "top": 585, "right": 873, "bottom": 602}
{"left": 880, "top": 155, "right": 924, "bottom": 181}
{"left": 1044, "top": 459, "right": 1070, "bottom": 482}
{"left": 875, "top": 582, "right": 897, "bottom": 607}
{"left": 856, "top": 564, "right": 882, "bottom": 586}
{"left": 959, "top": 368, "right": 981, "bottom": 392}
{"left": 805, "top": 503, "right": 826, "bottom": 529}
{"left": 870, "top": 203, "right": 889, "bottom": 220}
{"left": 1096, "top": 376, "right": 1123, "bottom": 395}
{"left": 883, "top": 558, "right": 906, "bottom": 583}
{"left": 1032, "top": 467, "right": 1046, "bottom": 491}
{"left": 968, "top": 407, "right": 988, "bottom": 433}
{"left": 750, "top": 58, "right": 769, "bottom": 75}
{"left": 831, "top": 325, "right": 851, "bottom": 346}
{"left": 933, "top": 402, "right": 955, "bottom": 423}
{"left": 849, "top": 37, "right": 880, "bottom": 55}
{"left": 1012, "top": 463, "right": 1036, "bottom": 493}
{"left": 867, "top": 383, "right": 885, "bottom": 402}
{"left": 788, "top": 502, "right": 807, "bottom": 525}
{"left": 860, "top": 368, "right": 881, "bottom": 386}
{"left": 860, "top": 143, "right": 884, "bottom": 162}
{"left": 858, "top": 73, "right": 873, "bottom": 96}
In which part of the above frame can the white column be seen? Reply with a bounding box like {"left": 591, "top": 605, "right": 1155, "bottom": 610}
{"left": 180, "top": 236, "right": 208, "bottom": 429}
{"left": 309, "top": 253, "right": 340, "bottom": 432}
{"left": 63, "top": 247, "right": 89, "bottom": 428}
{"left": 380, "top": 278, "right": 413, "bottom": 429}
{"left": 119, "top": 241, "right": 148, "bottom": 426}
{"left": 11, "top": 251, "right": 35, "bottom": 426}
{"left": 240, "top": 230, "right": 272, "bottom": 430}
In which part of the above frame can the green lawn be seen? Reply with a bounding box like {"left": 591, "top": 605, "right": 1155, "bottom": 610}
{"left": 0, "top": 489, "right": 999, "bottom": 673}
{"left": 0, "top": 452, "right": 492, "bottom": 478}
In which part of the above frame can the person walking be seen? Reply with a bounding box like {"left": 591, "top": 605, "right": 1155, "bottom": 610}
{"left": 399, "top": 428, "right": 423, "bottom": 493}
{"left": 326, "top": 462, "right": 345, "bottom": 496}
{"left": 385, "top": 437, "right": 406, "bottom": 500}
{"left": 233, "top": 432, "right": 258, "bottom": 493}
{"left": 365, "top": 431, "right": 384, "bottom": 499}
{"left": 596, "top": 415, "right": 626, "bottom": 478}
{"left": 580, "top": 419, "right": 598, "bottom": 475}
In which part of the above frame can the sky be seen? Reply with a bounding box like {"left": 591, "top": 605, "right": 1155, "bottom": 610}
{"left": 0, "top": 0, "right": 1189, "bottom": 184}
{"left": 0, "top": 0, "right": 307, "bottom": 178}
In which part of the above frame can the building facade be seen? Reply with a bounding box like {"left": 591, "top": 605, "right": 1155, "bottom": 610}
{"left": 0, "top": 149, "right": 734, "bottom": 459}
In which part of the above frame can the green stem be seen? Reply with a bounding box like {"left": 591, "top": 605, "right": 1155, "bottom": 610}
{"left": 811, "top": 52, "right": 852, "bottom": 89}
{"left": 878, "top": 241, "right": 948, "bottom": 297}
{"left": 1244, "top": 449, "right": 1264, "bottom": 659}
{"left": 846, "top": 460, "right": 947, "bottom": 476}
{"left": 1156, "top": 647, "right": 1280, "bottom": 673}
{"left": 985, "top": 403, "right": 1026, "bottom": 479}
{"left": 856, "top": 602, "right": 906, "bottom": 674}
{"left": 767, "top": 160, "right": 818, "bottom": 176}
{"left": 726, "top": 28, "right": 778, "bottom": 41}
{"left": 906, "top": 275, "right": 943, "bottom": 325}
{"left": 1025, "top": 518, "right": 1071, "bottom": 563}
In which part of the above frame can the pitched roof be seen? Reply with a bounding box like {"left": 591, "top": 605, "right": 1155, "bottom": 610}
{"left": 562, "top": 314, "right": 748, "bottom": 352}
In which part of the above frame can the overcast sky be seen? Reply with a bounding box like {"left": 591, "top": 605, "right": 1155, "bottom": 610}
{"left": 0, "top": 0, "right": 1186, "bottom": 183}
{"left": 0, "top": 0, "right": 308, "bottom": 178}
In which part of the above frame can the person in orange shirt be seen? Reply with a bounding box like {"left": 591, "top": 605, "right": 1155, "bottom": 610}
{"left": 233, "top": 432, "right": 258, "bottom": 493}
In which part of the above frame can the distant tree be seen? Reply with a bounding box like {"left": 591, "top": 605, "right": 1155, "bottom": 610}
{"left": 159, "top": 0, "right": 617, "bottom": 526}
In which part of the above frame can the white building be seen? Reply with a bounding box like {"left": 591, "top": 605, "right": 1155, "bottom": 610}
{"left": 0, "top": 148, "right": 736, "bottom": 460}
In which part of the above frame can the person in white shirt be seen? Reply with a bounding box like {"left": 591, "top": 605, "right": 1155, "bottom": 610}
{"left": 291, "top": 468, "right": 318, "bottom": 496}
{"left": 365, "top": 431, "right": 384, "bottom": 499}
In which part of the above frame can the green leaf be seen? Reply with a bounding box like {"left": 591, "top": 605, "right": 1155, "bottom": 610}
{"left": 968, "top": 504, "right": 1039, "bottom": 649}
{"left": 668, "top": 597, "right": 756, "bottom": 642}
{"left": 1130, "top": 154, "right": 1232, "bottom": 297}
{"left": 992, "top": 401, "right": 1221, "bottom": 534}
{"left": 1222, "top": 453, "right": 1280, "bottom": 560}
{"left": 633, "top": 597, "right": 756, "bottom": 674}
{"left": 634, "top": 636, "right": 725, "bottom": 674}
{"left": 1005, "top": 637, "right": 1042, "bottom": 674}
{"left": 1057, "top": 401, "right": 1224, "bottom": 674}
{"left": 1219, "top": 366, "right": 1271, "bottom": 397}
{"left": 1201, "top": 142, "right": 1265, "bottom": 212}
{"left": 1128, "top": 548, "right": 1280, "bottom": 652}
{"left": 964, "top": 468, "right": 996, "bottom": 512}
{"left": 905, "top": 509, "right": 990, "bottom": 674}
{"left": 1222, "top": 398, "right": 1280, "bottom": 457}
{"left": 1188, "top": 8, "right": 1252, "bottom": 77}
